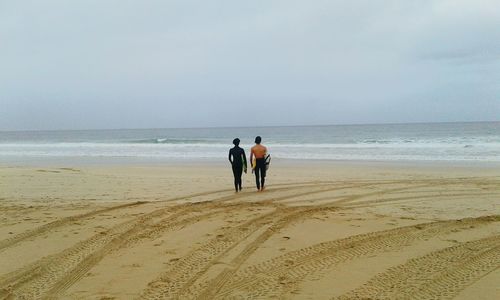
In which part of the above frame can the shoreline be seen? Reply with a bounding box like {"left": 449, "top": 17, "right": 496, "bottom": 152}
{"left": 2, "top": 156, "right": 500, "bottom": 169}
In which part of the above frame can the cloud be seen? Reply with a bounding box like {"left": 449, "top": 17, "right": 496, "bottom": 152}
{"left": 0, "top": 1, "right": 499, "bottom": 130}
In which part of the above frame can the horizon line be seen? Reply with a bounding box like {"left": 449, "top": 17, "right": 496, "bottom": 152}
{"left": 1, "top": 120, "right": 498, "bottom": 133}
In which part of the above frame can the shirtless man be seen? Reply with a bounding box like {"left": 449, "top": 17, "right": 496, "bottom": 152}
{"left": 250, "top": 136, "right": 267, "bottom": 191}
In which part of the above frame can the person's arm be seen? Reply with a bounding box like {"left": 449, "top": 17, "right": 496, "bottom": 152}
{"left": 228, "top": 149, "right": 233, "bottom": 165}
{"left": 250, "top": 148, "right": 255, "bottom": 173}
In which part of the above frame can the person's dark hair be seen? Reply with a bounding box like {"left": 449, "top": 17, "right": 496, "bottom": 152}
{"left": 233, "top": 138, "right": 240, "bottom": 146}
{"left": 255, "top": 136, "right": 262, "bottom": 144}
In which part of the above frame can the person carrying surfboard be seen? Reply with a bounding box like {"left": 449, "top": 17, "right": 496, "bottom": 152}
{"left": 250, "top": 136, "right": 268, "bottom": 191}
{"left": 228, "top": 138, "right": 247, "bottom": 192}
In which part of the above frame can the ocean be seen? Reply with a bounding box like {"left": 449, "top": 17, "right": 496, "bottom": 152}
{"left": 0, "top": 122, "right": 499, "bottom": 163}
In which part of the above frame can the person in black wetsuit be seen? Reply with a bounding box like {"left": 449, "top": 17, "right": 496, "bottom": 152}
{"left": 228, "top": 138, "right": 247, "bottom": 192}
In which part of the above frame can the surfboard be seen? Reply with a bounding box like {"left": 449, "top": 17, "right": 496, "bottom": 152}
{"left": 242, "top": 154, "right": 247, "bottom": 171}
{"left": 265, "top": 154, "right": 271, "bottom": 171}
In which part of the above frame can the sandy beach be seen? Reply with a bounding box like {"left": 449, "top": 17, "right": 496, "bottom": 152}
{"left": 3, "top": 0, "right": 499, "bottom": 298}
{"left": 0, "top": 160, "right": 499, "bottom": 299}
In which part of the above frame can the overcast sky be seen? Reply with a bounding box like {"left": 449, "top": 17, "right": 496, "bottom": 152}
{"left": 1, "top": 0, "right": 499, "bottom": 130}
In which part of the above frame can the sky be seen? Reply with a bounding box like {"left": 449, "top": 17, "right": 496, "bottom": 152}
{"left": 0, "top": 0, "right": 499, "bottom": 131}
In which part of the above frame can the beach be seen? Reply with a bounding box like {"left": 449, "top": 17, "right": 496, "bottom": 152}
{"left": 1, "top": 160, "right": 499, "bottom": 299}
{"left": 3, "top": 0, "right": 500, "bottom": 297}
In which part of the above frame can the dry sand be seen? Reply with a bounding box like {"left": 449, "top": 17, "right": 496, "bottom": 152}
{"left": 0, "top": 160, "right": 499, "bottom": 299}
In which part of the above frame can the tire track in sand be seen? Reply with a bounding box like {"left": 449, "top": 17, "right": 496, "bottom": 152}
{"left": 140, "top": 205, "right": 337, "bottom": 299}
{"left": 0, "top": 201, "right": 147, "bottom": 252}
{"left": 286, "top": 180, "right": 496, "bottom": 211}
{"left": 344, "top": 191, "right": 500, "bottom": 209}
{"left": 0, "top": 178, "right": 486, "bottom": 298}
{"left": 327, "top": 181, "right": 466, "bottom": 207}
{"left": 169, "top": 181, "right": 474, "bottom": 298}
{"left": 213, "top": 215, "right": 500, "bottom": 299}
{"left": 191, "top": 205, "right": 337, "bottom": 300}
{"left": 136, "top": 180, "right": 420, "bottom": 299}
{"left": 45, "top": 204, "right": 247, "bottom": 299}
{"left": 337, "top": 235, "right": 500, "bottom": 300}
{"left": 0, "top": 182, "right": 328, "bottom": 252}
{"left": 0, "top": 182, "right": 339, "bottom": 299}
{"left": 138, "top": 209, "right": 283, "bottom": 299}
{"left": 137, "top": 181, "right": 415, "bottom": 299}
{"left": 0, "top": 178, "right": 448, "bottom": 253}
{"left": 0, "top": 201, "right": 246, "bottom": 299}
{"left": 0, "top": 181, "right": 318, "bottom": 253}
{"left": 0, "top": 187, "right": 235, "bottom": 253}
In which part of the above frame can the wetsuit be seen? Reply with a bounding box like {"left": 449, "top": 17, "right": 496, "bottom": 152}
{"left": 251, "top": 144, "right": 267, "bottom": 190}
{"left": 229, "top": 146, "right": 247, "bottom": 191}
{"left": 254, "top": 158, "right": 266, "bottom": 190}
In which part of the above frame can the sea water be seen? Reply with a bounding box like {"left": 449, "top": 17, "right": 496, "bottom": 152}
{"left": 0, "top": 122, "right": 499, "bottom": 163}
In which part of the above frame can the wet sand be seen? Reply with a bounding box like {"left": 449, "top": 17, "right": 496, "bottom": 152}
{"left": 0, "top": 161, "right": 499, "bottom": 299}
